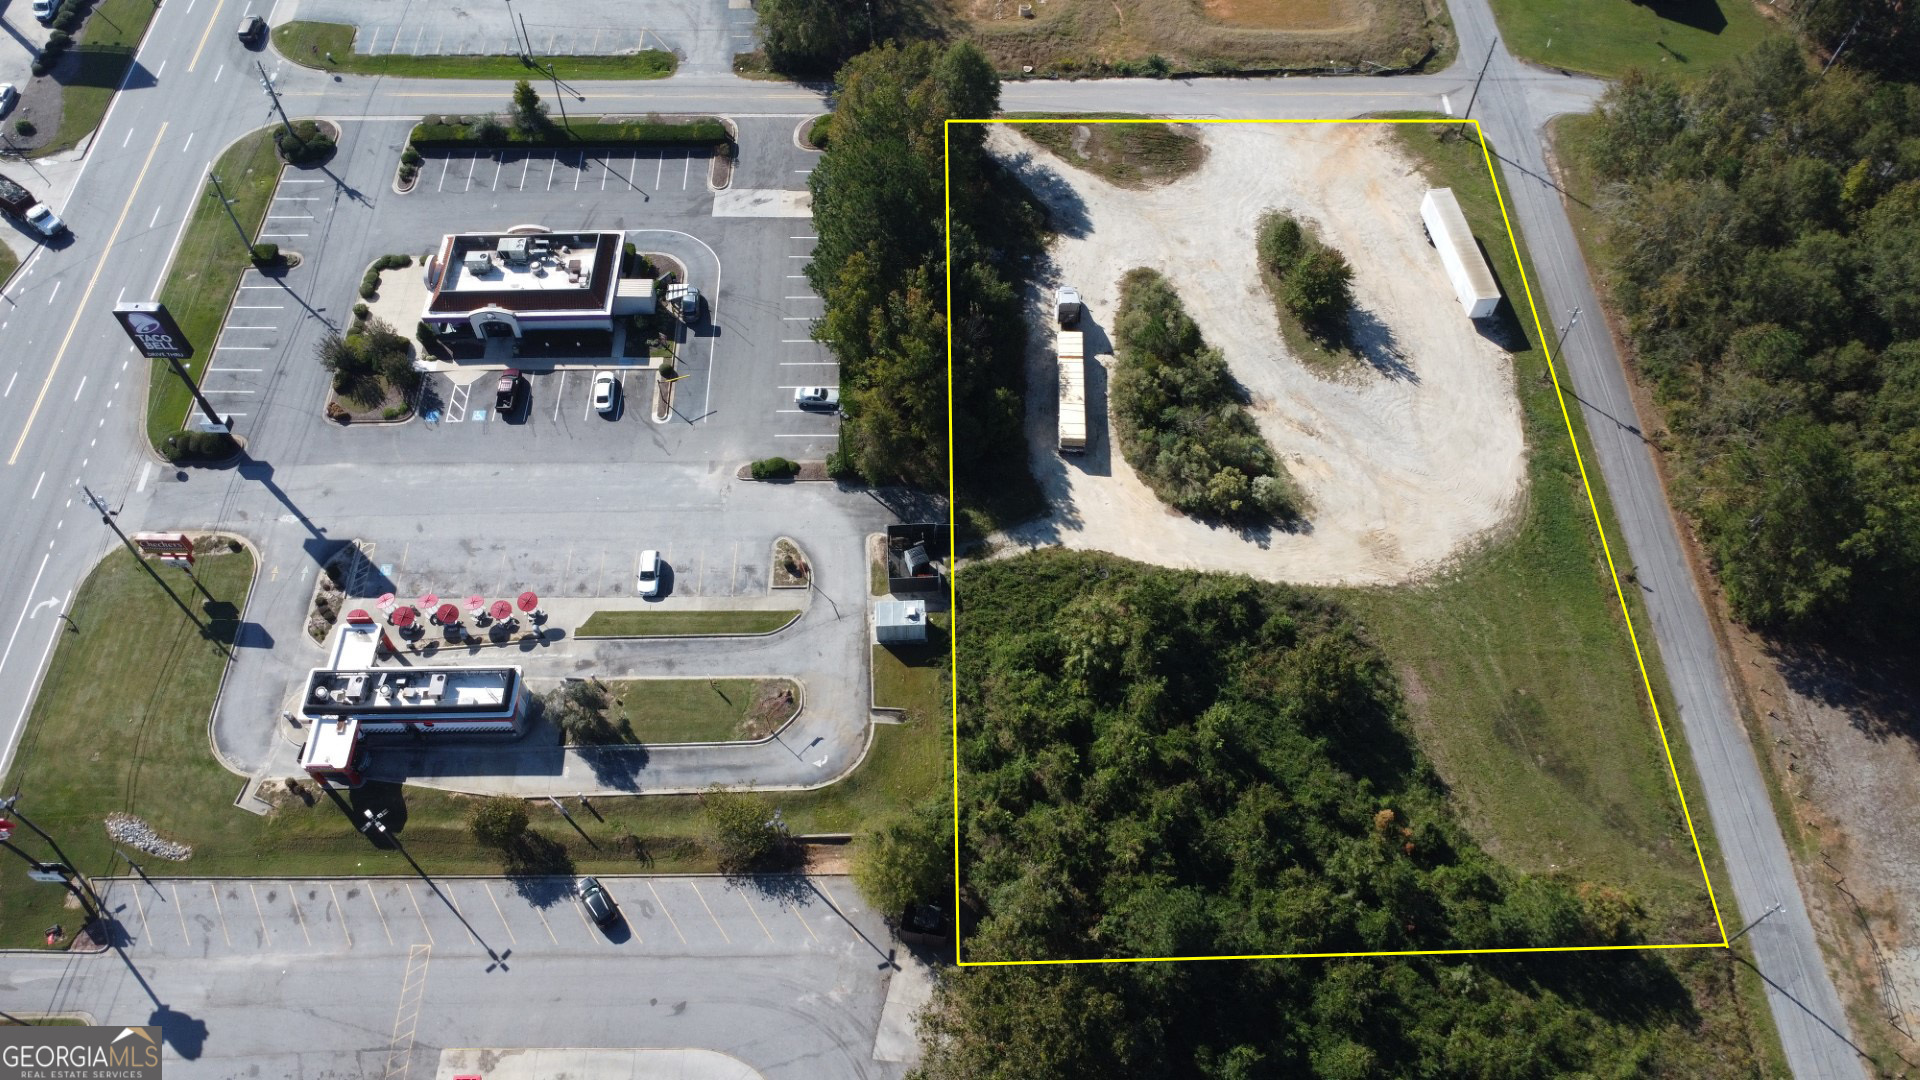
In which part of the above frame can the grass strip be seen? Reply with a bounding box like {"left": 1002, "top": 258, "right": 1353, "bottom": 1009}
{"left": 32, "top": 0, "right": 158, "bottom": 157}
{"left": 873, "top": 615, "right": 949, "bottom": 722}
{"left": 0, "top": 243, "right": 18, "bottom": 288}
{"left": 0, "top": 547, "right": 939, "bottom": 950}
{"left": 273, "top": 21, "right": 675, "bottom": 80}
{"left": 1004, "top": 114, "right": 1205, "bottom": 188}
{"left": 147, "top": 127, "right": 281, "bottom": 452}
{"left": 576, "top": 609, "right": 799, "bottom": 637}
{"left": 1483, "top": 0, "right": 1779, "bottom": 79}
{"left": 594, "top": 677, "right": 796, "bottom": 743}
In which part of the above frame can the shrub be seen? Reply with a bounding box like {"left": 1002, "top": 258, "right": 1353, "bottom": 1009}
{"left": 658, "top": 361, "right": 677, "bottom": 380}
{"left": 352, "top": 302, "right": 370, "bottom": 321}
{"left": 701, "top": 784, "right": 787, "bottom": 873}
{"left": 375, "top": 254, "right": 412, "bottom": 271}
{"left": 251, "top": 242, "right": 279, "bottom": 264}
{"left": 358, "top": 279, "right": 378, "bottom": 301}
{"left": 400, "top": 146, "right": 423, "bottom": 166}
{"left": 382, "top": 404, "right": 409, "bottom": 420}
{"left": 161, "top": 430, "right": 237, "bottom": 463}
{"left": 1281, "top": 245, "right": 1355, "bottom": 333}
{"left": 751, "top": 456, "right": 799, "bottom": 480}
{"left": 473, "top": 115, "right": 508, "bottom": 144}
{"left": 467, "top": 797, "right": 528, "bottom": 848}
{"left": 28, "top": 59, "right": 49, "bottom": 78}
{"left": 544, "top": 681, "right": 624, "bottom": 745}
{"left": 825, "top": 443, "right": 858, "bottom": 479}
{"left": 415, "top": 321, "right": 438, "bottom": 348}
{"left": 1256, "top": 212, "right": 1307, "bottom": 274}
{"left": 14, "top": 118, "right": 35, "bottom": 136}
{"left": 398, "top": 164, "right": 417, "bottom": 182}
{"left": 46, "top": 30, "right": 71, "bottom": 48}
{"left": 509, "top": 79, "right": 549, "bottom": 135}
{"left": 807, "top": 113, "right": 831, "bottom": 149}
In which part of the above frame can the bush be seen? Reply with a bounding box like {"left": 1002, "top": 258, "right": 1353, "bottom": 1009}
{"left": 807, "top": 113, "right": 832, "bottom": 150}
{"left": 1281, "top": 246, "right": 1355, "bottom": 332}
{"left": 374, "top": 254, "right": 412, "bottom": 271}
{"left": 825, "top": 443, "right": 858, "bottom": 479}
{"left": 251, "top": 242, "right": 279, "bottom": 265}
{"left": 275, "top": 121, "right": 335, "bottom": 165}
{"left": 398, "top": 164, "right": 417, "bottom": 182}
{"left": 358, "top": 279, "right": 378, "bottom": 301}
{"left": 701, "top": 784, "right": 787, "bottom": 873}
{"left": 400, "top": 146, "right": 423, "bottom": 167}
{"left": 750, "top": 456, "right": 800, "bottom": 480}
{"left": 544, "top": 681, "right": 625, "bottom": 745}
{"left": 1256, "top": 212, "right": 1307, "bottom": 274}
{"left": 46, "top": 30, "right": 71, "bottom": 48}
{"left": 658, "top": 361, "right": 677, "bottom": 380}
{"left": 473, "top": 115, "right": 508, "bottom": 144}
{"left": 467, "top": 797, "right": 529, "bottom": 848}
{"left": 14, "top": 118, "right": 35, "bottom": 137}
{"left": 161, "top": 430, "right": 237, "bottom": 463}
{"left": 382, "top": 404, "right": 409, "bottom": 420}
{"left": 352, "top": 302, "right": 370, "bottom": 321}
{"left": 416, "top": 321, "right": 438, "bottom": 348}
{"left": 28, "top": 59, "right": 49, "bottom": 78}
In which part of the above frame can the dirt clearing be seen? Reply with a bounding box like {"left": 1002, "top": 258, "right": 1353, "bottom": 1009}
{"left": 989, "top": 123, "right": 1526, "bottom": 587}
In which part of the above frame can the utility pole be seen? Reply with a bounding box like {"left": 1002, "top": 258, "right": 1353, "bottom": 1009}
{"left": 256, "top": 60, "right": 296, "bottom": 142}
{"left": 545, "top": 63, "right": 570, "bottom": 132}
{"left": 1454, "top": 37, "right": 1500, "bottom": 140}
{"left": 206, "top": 171, "right": 252, "bottom": 252}
{"left": 0, "top": 796, "right": 104, "bottom": 918}
{"left": 1728, "top": 902, "right": 1784, "bottom": 944}
{"left": 80, "top": 487, "right": 221, "bottom": 648}
{"left": 1553, "top": 306, "right": 1581, "bottom": 363}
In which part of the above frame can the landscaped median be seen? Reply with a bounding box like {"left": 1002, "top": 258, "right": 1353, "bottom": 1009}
{"left": 407, "top": 115, "right": 729, "bottom": 151}
{"left": 576, "top": 610, "right": 800, "bottom": 638}
{"left": 272, "top": 21, "right": 676, "bottom": 80}
{"left": 146, "top": 126, "right": 282, "bottom": 458}
{"left": 547, "top": 677, "right": 801, "bottom": 745}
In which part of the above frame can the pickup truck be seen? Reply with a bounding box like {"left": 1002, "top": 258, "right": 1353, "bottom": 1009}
{"left": 494, "top": 368, "right": 524, "bottom": 415}
{"left": 0, "top": 172, "right": 66, "bottom": 239}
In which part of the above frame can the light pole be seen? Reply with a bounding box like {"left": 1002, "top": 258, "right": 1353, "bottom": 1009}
{"left": 0, "top": 796, "right": 104, "bottom": 918}
{"left": 81, "top": 486, "right": 223, "bottom": 649}
{"left": 1552, "top": 306, "right": 1581, "bottom": 363}
{"left": 545, "top": 63, "right": 570, "bottom": 132}
{"left": 257, "top": 60, "right": 297, "bottom": 142}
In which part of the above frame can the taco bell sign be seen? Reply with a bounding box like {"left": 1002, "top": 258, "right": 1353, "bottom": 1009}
{"left": 112, "top": 302, "right": 194, "bottom": 360}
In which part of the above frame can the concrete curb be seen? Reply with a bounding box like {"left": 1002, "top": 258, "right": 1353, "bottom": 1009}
{"left": 573, "top": 608, "right": 802, "bottom": 641}
{"left": 793, "top": 114, "right": 827, "bottom": 153}
{"left": 204, "top": 533, "right": 265, "bottom": 782}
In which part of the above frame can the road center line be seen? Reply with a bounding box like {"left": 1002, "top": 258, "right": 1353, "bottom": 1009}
{"left": 187, "top": 0, "right": 226, "bottom": 73}
{"left": 10, "top": 123, "right": 169, "bottom": 465}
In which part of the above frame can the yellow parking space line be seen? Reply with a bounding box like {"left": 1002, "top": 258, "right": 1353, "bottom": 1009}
{"left": 407, "top": 883, "right": 435, "bottom": 946}
{"left": 691, "top": 883, "right": 730, "bottom": 944}
{"left": 367, "top": 882, "right": 396, "bottom": 947}
{"left": 209, "top": 883, "right": 233, "bottom": 947}
{"left": 287, "top": 884, "right": 313, "bottom": 947}
{"left": 129, "top": 879, "right": 152, "bottom": 941}
{"left": 531, "top": 898, "right": 558, "bottom": 944}
{"left": 248, "top": 883, "right": 272, "bottom": 945}
{"left": 738, "top": 890, "right": 773, "bottom": 942}
{"left": 649, "top": 882, "right": 685, "bottom": 945}
{"left": 329, "top": 883, "right": 354, "bottom": 949}
{"left": 170, "top": 884, "right": 190, "bottom": 947}
{"left": 786, "top": 904, "right": 818, "bottom": 943}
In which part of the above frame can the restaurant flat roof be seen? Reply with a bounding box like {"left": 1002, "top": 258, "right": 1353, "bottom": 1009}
{"left": 302, "top": 666, "right": 520, "bottom": 718}
{"left": 427, "top": 231, "right": 621, "bottom": 315}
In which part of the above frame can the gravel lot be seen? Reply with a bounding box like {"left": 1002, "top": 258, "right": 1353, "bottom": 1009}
{"left": 992, "top": 122, "right": 1527, "bottom": 586}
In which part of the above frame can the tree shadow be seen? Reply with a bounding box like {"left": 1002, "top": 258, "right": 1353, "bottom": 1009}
{"left": 500, "top": 836, "right": 577, "bottom": 904}
{"left": 990, "top": 147, "right": 1093, "bottom": 240}
{"left": 1345, "top": 307, "right": 1418, "bottom": 382}
{"left": 1771, "top": 637, "right": 1920, "bottom": 751}
{"left": 574, "top": 742, "right": 649, "bottom": 791}
{"left": 1632, "top": 0, "right": 1729, "bottom": 34}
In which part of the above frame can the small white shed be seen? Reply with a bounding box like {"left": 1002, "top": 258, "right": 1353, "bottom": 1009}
{"left": 875, "top": 599, "right": 929, "bottom": 645}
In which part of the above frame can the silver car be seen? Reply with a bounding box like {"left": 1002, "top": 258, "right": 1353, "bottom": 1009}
{"left": 794, "top": 386, "right": 840, "bottom": 410}
{"left": 637, "top": 549, "right": 662, "bottom": 597}
{"left": 0, "top": 84, "right": 17, "bottom": 120}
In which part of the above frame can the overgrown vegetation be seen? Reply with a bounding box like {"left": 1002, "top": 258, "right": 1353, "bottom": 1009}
{"left": 916, "top": 548, "right": 1766, "bottom": 1074}
{"left": 1257, "top": 209, "right": 1355, "bottom": 337}
{"left": 701, "top": 785, "right": 791, "bottom": 873}
{"left": 271, "top": 21, "right": 675, "bottom": 80}
{"left": 807, "top": 41, "right": 1046, "bottom": 538}
{"left": 755, "top": 0, "right": 926, "bottom": 78}
{"left": 1006, "top": 116, "right": 1206, "bottom": 188}
{"left": 1109, "top": 268, "right": 1299, "bottom": 523}
{"left": 1578, "top": 40, "right": 1920, "bottom": 634}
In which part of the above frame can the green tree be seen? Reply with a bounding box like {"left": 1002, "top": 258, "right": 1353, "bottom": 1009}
{"left": 1282, "top": 246, "right": 1355, "bottom": 333}
{"left": 509, "top": 79, "right": 548, "bottom": 135}
{"left": 701, "top": 784, "right": 785, "bottom": 873}
{"left": 757, "top": 0, "right": 921, "bottom": 78}
{"left": 851, "top": 797, "right": 951, "bottom": 916}
{"left": 468, "top": 796, "right": 529, "bottom": 848}
{"left": 544, "top": 680, "right": 623, "bottom": 745}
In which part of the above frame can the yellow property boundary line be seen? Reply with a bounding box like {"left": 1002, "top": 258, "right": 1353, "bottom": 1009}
{"left": 940, "top": 116, "right": 1727, "bottom": 967}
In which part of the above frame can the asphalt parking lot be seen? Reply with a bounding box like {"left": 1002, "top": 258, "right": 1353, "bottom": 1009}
{"left": 96, "top": 871, "right": 885, "bottom": 963}
{"left": 413, "top": 146, "right": 715, "bottom": 204}
{"left": 339, "top": 528, "right": 774, "bottom": 601}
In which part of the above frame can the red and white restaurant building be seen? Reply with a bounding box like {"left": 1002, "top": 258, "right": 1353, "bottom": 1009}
{"left": 297, "top": 617, "right": 530, "bottom": 787}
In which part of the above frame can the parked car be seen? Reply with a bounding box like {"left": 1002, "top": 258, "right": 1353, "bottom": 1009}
{"left": 636, "top": 549, "right": 662, "bottom": 597}
{"left": 592, "top": 371, "right": 617, "bottom": 414}
{"left": 576, "top": 876, "right": 617, "bottom": 926}
{"left": 664, "top": 283, "right": 700, "bottom": 323}
{"left": 493, "top": 368, "right": 523, "bottom": 414}
{"left": 237, "top": 15, "right": 267, "bottom": 46}
{"left": 31, "top": 0, "right": 54, "bottom": 25}
{"left": 0, "top": 84, "right": 17, "bottom": 120}
{"left": 794, "top": 386, "right": 840, "bottom": 410}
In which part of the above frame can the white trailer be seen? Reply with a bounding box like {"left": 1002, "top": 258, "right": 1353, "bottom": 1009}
{"left": 1420, "top": 188, "right": 1500, "bottom": 319}
{"left": 1058, "top": 330, "right": 1087, "bottom": 454}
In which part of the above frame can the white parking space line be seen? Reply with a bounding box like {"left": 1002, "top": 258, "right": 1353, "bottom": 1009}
{"left": 483, "top": 883, "right": 517, "bottom": 946}
{"left": 690, "top": 883, "right": 730, "bottom": 943}
{"left": 437, "top": 155, "right": 452, "bottom": 192}
{"left": 366, "top": 882, "right": 395, "bottom": 946}
{"left": 531, "top": 897, "right": 557, "bottom": 944}
{"left": 407, "top": 883, "right": 435, "bottom": 945}
{"left": 683, "top": 154, "right": 692, "bottom": 189}
{"left": 628, "top": 153, "right": 637, "bottom": 191}
{"left": 492, "top": 156, "right": 502, "bottom": 190}
{"left": 649, "top": 882, "right": 686, "bottom": 945}
{"left": 288, "top": 885, "right": 314, "bottom": 947}
{"left": 520, "top": 156, "right": 532, "bottom": 188}
{"left": 171, "top": 884, "right": 190, "bottom": 946}
{"left": 209, "top": 883, "right": 233, "bottom": 947}
{"left": 329, "top": 883, "right": 353, "bottom": 949}
{"left": 575, "top": 153, "right": 585, "bottom": 190}
{"left": 464, "top": 154, "right": 478, "bottom": 192}
{"left": 736, "top": 890, "right": 774, "bottom": 941}
{"left": 656, "top": 153, "right": 664, "bottom": 188}
{"left": 553, "top": 371, "right": 566, "bottom": 421}
{"left": 249, "top": 883, "right": 272, "bottom": 946}
{"left": 547, "top": 157, "right": 557, "bottom": 191}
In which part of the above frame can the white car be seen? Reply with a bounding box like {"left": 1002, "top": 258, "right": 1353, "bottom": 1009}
{"left": 24, "top": 204, "right": 64, "bottom": 239}
{"left": 0, "top": 84, "right": 17, "bottom": 120}
{"left": 794, "top": 386, "right": 840, "bottom": 410}
{"left": 636, "top": 549, "right": 662, "bottom": 597}
{"left": 592, "top": 371, "right": 617, "bottom": 414}
{"left": 31, "top": 0, "right": 54, "bottom": 24}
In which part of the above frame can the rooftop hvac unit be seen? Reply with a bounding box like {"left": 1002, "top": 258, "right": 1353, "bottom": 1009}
{"left": 464, "top": 250, "right": 493, "bottom": 274}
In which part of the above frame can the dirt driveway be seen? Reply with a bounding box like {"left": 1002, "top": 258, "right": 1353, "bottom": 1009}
{"left": 990, "top": 123, "right": 1526, "bottom": 586}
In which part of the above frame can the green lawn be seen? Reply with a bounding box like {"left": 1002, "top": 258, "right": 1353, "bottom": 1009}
{"left": 0, "top": 243, "right": 18, "bottom": 288}
{"left": 577, "top": 610, "right": 798, "bottom": 637}
{"left": 148, "top": 128, "right": 282, "bottom": 452}
{"left": 273, "top": 22, "right": 675, "bottom": 80}
{"left": 1485, "top": 0, "right": 1780, "bottom": 78}
{"left": 32, "top": 0, "right": 159, "bottom": 157}
{"left": 597, "top": 678, "right": 798, "bottom": 743}
{"left": 874, "top": 615, "right": 950, "bottom": 724}
{"left": 1005, "top": 115, "right": 1206, "bottom": 189}
{"left": 0, "top": 545, "right": 944, "bottom": 949}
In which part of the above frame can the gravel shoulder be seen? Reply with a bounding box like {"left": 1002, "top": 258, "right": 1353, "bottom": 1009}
{"left": 991, "top": 122, "right": 1526, "bottom": 586}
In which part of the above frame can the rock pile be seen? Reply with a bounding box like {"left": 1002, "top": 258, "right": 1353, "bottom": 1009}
{"left": 104, "top": 813, "right": 192, "bottom": 861}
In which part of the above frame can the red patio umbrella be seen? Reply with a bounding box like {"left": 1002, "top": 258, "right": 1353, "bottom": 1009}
{"left": 517, "top": 591, "right": 539, "bottom": 613}
{"left": 392, "top": 605, "right": 417, "bottom": 628}
{"left": 418, "top": 592, "right": 440, "bottom": 610}
{"left": 435, "top": 603, "right": 460, "bottom": 625}
{"left": 345, "top": 608, "right": 372, "bottom": 623}
{"left": 489, "top": 600, "right": 514, "bottom": 621}
{"left": 466, "top": 595, "right": 485, "bottom": 614}
{"left": 376, "top": 592, "right": 397, "bottom": 613}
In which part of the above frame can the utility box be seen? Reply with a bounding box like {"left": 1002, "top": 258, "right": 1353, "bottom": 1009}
{"left": 1420, "top": 188, "right": 1500, "bottom": 319}
{"left": 875, "top": 599, "right": 929, "bottom": 645}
